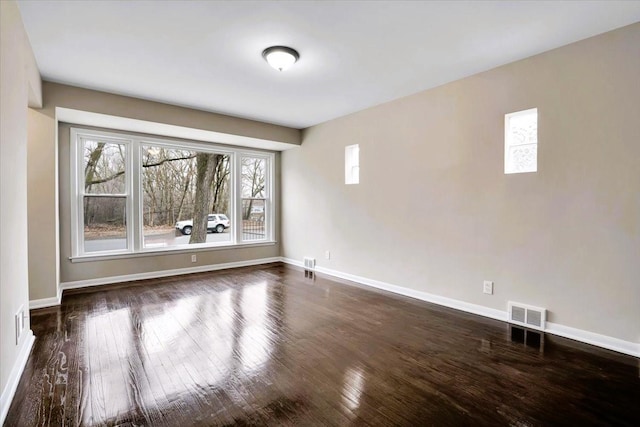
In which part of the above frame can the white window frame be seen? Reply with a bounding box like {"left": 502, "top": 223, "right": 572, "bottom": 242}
{"left": 70, "top": 127, "right": 275, "bottom": 261}
{"left": 505, "top": 108, "right": 538, "bottom": 174}
{"left": 345, "top": 144, "right": 360, "bottom": 185}
{"left": 236, "top": 152, "right": 275, "bottom": 244}
{"left": 70, "top": 131, "right": 134, "bottom": 257}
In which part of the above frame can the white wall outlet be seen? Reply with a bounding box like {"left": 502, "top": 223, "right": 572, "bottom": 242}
{"left": 483, "top": 280, "right": 494, "bottom": 295}
{"left": 191, "top": 254, "right": 197, "bottom": 263}
{"left": 325, "top": 250, "right": 331, "bottom": 260}
{"left": 15, "top": 305, "right": 25, "bottom": 344}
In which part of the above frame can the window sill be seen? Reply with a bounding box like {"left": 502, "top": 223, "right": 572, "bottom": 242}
{"left": 69, "top": 241, "right": 277, "bottom": 263}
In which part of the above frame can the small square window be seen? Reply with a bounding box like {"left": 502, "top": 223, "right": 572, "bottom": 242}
{"left": 505, "top": 108, "right": 537, "bottom": 174}
{"left": 345, "top": 144, "right": 359, "bottom": 185}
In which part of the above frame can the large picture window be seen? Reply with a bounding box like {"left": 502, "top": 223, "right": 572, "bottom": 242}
{"left": 71, "top": 128, "right": 274, "bottom": 259}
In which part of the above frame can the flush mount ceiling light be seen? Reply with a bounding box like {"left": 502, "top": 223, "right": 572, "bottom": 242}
{"left": 262, "top": 46, "right": 299, "bottom": 72}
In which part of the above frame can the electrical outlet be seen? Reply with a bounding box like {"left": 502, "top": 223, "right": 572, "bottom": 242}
{"left": 191, "top": 254, "right": 197, "bottom": 263}
{"left": 15, "top": 305, "right": 25, "bottom": 344}
{"left": 325, "top": 250, "right": 331, "bottom": 260}
{"left": 15, "top": 313, "right": 20, "bottom": 344}
{"left": 483, "top": 280, "right": 494, "bottom": 295}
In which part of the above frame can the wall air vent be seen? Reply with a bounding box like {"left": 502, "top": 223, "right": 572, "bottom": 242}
{"left": 508, "top": 301, "right": 546, "bottom": 331}
{"left": 303, "top": 257, "right": 316, "bottom": 271}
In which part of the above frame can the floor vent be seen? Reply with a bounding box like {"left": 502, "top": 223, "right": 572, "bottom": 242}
{"left": 508, "top": 301, "right": 546, "bottom": 331}
{"left": 303, "top": 257, "right": 316, "bottom": 270}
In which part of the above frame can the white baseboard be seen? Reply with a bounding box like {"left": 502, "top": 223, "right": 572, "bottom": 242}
{"left": 29, "top": 255, "right": 640, "bottom": 358}
{"left": 546, "top": 322, "right": 640, "bottom": 358}
{"left": 289, "top": 258, "right": 507, "bottom": 322}
{"left": 280, "top": 257, "right": 639, "bottom": 358}
{"left": 0, "top": 330, "right": 35, "bottom": 425}
{"left": 30, "top": 257, "right": 281, "bottom": 308}
{"left": 60, "top": 257, "right": 281, "bottom": 291}
{"left": 29, "top": 285, "right": 62, "bottom": 310}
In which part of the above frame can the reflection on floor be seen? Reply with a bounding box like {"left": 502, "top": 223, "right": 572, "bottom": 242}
{"left": 5, "top": 263, "right": 640, "bottom": 426}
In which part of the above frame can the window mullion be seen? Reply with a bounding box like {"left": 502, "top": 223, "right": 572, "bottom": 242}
{"left": 233, "top": 152, "right": 242, "bottom": 244}
{"left": 268, "top": 154, "right": 274, "bottom": 241}
{"left": 131, "top": 140, "right": 141, "bottom": 252}
{"left": 70, "top": 132, "right": 81, "bottom": 256}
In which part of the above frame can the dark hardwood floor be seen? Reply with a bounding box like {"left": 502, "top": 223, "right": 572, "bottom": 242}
{"left": 5, "top": 263, "right": 639, "bottom": 426}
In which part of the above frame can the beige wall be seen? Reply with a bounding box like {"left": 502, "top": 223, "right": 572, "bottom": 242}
{"left": 27, "top": 108, "right": 58, "bottom": 300}
{"left": 1, "top": 0, "right": 41, "bottom": 409}
{"left": 28, "top": 83, "right": 298, "bottom": 300}
{"left": 44, "top": 83, "right": 300, "bottom": 145}
{"left": 282, "top": 23, "right": 640, "bottom": 344}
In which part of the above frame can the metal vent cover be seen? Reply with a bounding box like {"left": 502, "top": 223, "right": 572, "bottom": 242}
{"left": 303, "top": 257, "right": 316, "bottom": 270}
{"left": 511, "top": 306, "right": 526, "bottom": 323}
{"left": 508, "top": 301, "right": 546, "bottom": 331}
{"left": 526, "top": 310, "right": 542, "bottom": 327}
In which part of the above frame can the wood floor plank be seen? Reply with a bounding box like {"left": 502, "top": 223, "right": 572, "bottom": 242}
{"left": 5, "top": 263, "right": 639, "bottom": 426}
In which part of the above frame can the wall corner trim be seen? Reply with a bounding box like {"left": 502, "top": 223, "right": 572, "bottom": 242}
{"left": 279, "top": 258, "right": 640, "bottom": 358}
{"left": 0, "top": 331, "right": 35, "bottom": 425}
{"left": 29, "top": 286, "right": 63, "bottom": 310}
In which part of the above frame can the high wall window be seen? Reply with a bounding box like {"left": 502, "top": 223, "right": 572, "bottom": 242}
{"left": 505, "top": 108, "right": 538, "bottom": 174}
{"left": 71, "top": 128, "right": 274, "bottom": 258}
{"left": 345, "top": 144, "right": 359, "bottom": 184}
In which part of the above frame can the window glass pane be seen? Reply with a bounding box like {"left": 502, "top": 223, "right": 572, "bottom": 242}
{"left": 83, "top": 140, "right": 127, "bottom": 194}
{"left": 141, "top": 146, "right": 231, "bottom": 248}
{"left": 242, "top": 157, "right": 266, "bottom": 198}
{"left": 241, "top": 157, "right": 267, "bottom": 241}
{"left": 508, "top": 143, "right": 537, "bottom": 174}
{"left": 83, "top": 196, "right": 127, "bottom": 252}
{"left": 242, "top": 198, "right": 265, "bottom": 241}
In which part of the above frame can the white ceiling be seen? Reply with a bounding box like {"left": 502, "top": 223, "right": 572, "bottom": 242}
{"left": 17, "top": 1, "right": 640, "bottom": 129}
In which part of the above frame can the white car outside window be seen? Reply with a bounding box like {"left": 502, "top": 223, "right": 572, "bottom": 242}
{"left": 175, "top": 214, "right": 230, "bottom": 235}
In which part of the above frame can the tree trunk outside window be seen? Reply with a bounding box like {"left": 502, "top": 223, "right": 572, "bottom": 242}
{"left": 189, "top": 153, "right": 221, "bottom": 244}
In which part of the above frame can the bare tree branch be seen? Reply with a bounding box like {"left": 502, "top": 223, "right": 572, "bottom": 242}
{"left": 86, "top": 154, "right": 196, "bottom": 186}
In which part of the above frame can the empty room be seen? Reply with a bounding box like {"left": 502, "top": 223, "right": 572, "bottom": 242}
{"left": 1, "top": 1, "right": 639, "bottom": 425}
